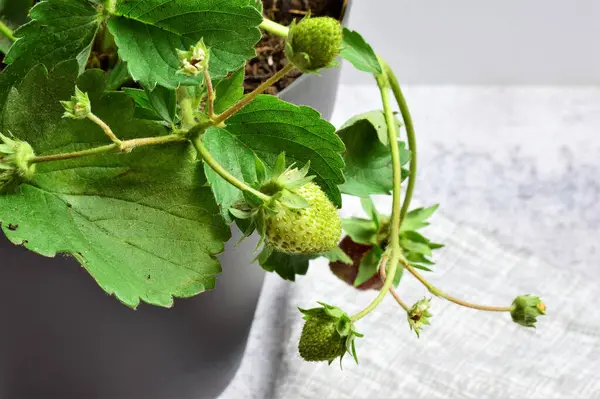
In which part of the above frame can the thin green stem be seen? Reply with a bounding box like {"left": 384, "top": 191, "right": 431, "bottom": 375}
{"left": 177, "top": 87, "right": 196, "bottom": 129}
{"left": 0, "top": 20, "right": 16, "bottom": 43}
{"left": 381, "top": 59, "right": 417, "bottom": 225}
{"left": 191, "top": 135, "right": 271, "bottom": 202}
{"left": 400, "top": 257, "right": 512, "bottom": 312}
{"left": 29, "top": 134, "right": 186, "bottom": 165}
{"left": 104, "top": 0, "right": 117, "bottom": 13}
{"left": 259, "top": 18, "right": 290, "bottom": 38}
{"left": 203, "top": 70, "right": 216, "bottom": 120}
{"left": 379, "top": 259, "right": 409, "bottom": 311}
{"left": 88, "top": 113, "right": 121, "bottom": 146}
{"left": 213, "top": 63, "right": 295, "bottom": 124}
{"left": 351, "top": 65, "right": 403, "bottom": 322}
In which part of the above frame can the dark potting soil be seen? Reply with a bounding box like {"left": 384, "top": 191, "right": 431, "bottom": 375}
{"left": 245, "top": 0, "right": 347, "bottom": 94}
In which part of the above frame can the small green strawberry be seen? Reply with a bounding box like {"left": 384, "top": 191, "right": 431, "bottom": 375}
{"left": 285, "top": 16, "right": 343, "bottom": 73}
{"left": 265, "top": 181, "right": 341, "bottom": 254}
{"left": 0, "top": 133, "right": 36, "bottom": 194}
{"left": 298, "top": 302, "right": 362, "bottom": 365}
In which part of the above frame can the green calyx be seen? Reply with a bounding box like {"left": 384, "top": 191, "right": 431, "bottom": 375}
{"left": 230, "top": 153, "right": 342, "bottom": 255}
{"left": 298, "top": 302, "right": 363, "bottom": 365}
{"left": 285, "top": 16, "right": 343, "bottom": 73}
{"left": 0, "top": 133, "right": 36, "bottom": 194}
{"left": 407, "top": 297, "right": 433, "bottom": 337}
{"left": 510, "top": 295, "right": 546, "bottom": 328}
{"left": 61, "top": 86, "right": 91, "bottom": 120}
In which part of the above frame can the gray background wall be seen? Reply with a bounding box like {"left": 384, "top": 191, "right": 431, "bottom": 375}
{"left": 342, "top": 0, "right": 600, "bottom": 85}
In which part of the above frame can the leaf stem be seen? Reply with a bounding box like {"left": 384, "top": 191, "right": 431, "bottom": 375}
{"left": 203, "top": 70, "right": 216, "bottom": 120}
{"left": 400, "top": 257, "right": 512, "bottom": 312}
{"left": 213, "top": 63, "right": 295, "bottom": 124}
{"left": 88, "top": 113, "right": 122, "bottom": 146}
{"left": 379, "top": 259, "right": 409, "bottom": 311}
{"left": 380, "top": 59, "right": 417, "bottom": 225}
{"left": 351, "top": 63, "right": 403, "bottom": 322}
{"left": 191, "top": 135, "right": 271, "bottom": 202}
{"left": 29, "top": 135, "right": 186, "bottom": 164}
{"left": 259, "top": 18, "right": 290, "bottom": 38}
{"left": 0, "top": 20, "right": 16, "bottom": 43}
{"left": 103, "top": 0, "right": 117, "bottom": 13}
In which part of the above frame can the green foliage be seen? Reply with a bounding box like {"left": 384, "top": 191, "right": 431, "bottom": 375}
{"left": 107, "top": 0, "right": 262, "bottom": 89}
{"left": 205, "top": 94, "right": 346, "bottom": 210}
{"left": 340, "top": 28, "right": 382, "bottom": 75}
{"left": 0, "top": 0, "right": 101, "bottom": 107}
{"left": 338, "top": 111, "right": 410, "bottom": 198}
{"left": 0, "top": 62, "right": 229, "bottom": 308}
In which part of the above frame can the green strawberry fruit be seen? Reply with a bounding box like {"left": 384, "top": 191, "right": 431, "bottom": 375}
{"left": 299, "top": 313, "right": 347, "bottom": 362}
{"left": 265, "top": 182, "right": 341, "bottom": 254}
{"left": 329, "top": 236, "right": 384, "bottom": 291}
{"left": 285, "top": 16, "right": 343, "bottom": 72}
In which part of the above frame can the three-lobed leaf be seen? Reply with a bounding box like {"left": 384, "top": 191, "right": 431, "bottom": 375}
{"left": 0, "top": 62, "right": 230, "bottom": 308}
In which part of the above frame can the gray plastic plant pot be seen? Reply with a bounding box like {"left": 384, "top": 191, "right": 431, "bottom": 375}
{"left": 0, "top": 3, "right": 350, "bottom": 399}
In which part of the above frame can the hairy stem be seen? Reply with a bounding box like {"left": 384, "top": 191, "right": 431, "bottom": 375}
{"left": 259, "top": 18, "right": 290, "bottom": 38}
{"left": 401, "top": 257, "right": 512, "bottom": 312}
{"left": 351, "top": 65, "right": 403, "bottom": 322}
{"left": 177, "top": 87, "right": 197, "bottom": 129}
{"left": 88, "top": 113, "right": 121, "bottom": 146}
{"left": 203, "top": 70, "right": 216, "bottom": 120}
{"left": 0, "top": 20, "right": 16, "bottom": 43}
{"left": 379, "top": 259, "right": 409, "bottom": 311}
{"left": 381, "top": 60, "right": 417, "bottom": 225}
{"left": 213, "top": 63, "right": 295, "bottom": 124}
{"left": 29, "top": 135, "right": 186, "bottom": 164}
{"left": 191, "top": 135, "right": 271, "bottom": 202}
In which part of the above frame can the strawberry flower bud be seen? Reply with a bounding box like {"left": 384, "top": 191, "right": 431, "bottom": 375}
{"left": 510, "top": 295, "right": 546, "bottom": 328}
{"left": 285, "top": 16, "right": 343, "bottom": 73}
{"left": 177, "top": 39, "right": 209, "bottom": 76}
{"left": 0, "top": 133, "right": 36, "bottom": 194}
{"left": 61, "top": 86, "right": 91, "bottom": 120}
{"left": 407, "top": 297, "right": 432, "bottom": 337}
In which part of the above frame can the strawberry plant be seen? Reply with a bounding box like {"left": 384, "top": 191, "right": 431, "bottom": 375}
{"left": 0, "top": 0, "right": 545, "bottom": 367}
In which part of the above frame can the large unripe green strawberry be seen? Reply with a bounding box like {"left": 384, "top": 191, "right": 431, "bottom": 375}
{"left": 298, "top": 314, "right": 347, "bottom": 362}
{"left": 285, "top": 16, "right": 343, "bottom": 72}
{"left": 265, "top": 182, "right": 341, "bottom": 254}
{"left": 329, "top": 236, "right": 384, "bottom": 291}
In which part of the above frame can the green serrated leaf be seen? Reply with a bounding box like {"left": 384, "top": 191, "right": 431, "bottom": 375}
{"left": 340, "top": 28, "right": 382, "bottom": 75}
{"left": 259, "top": 250, "right": 313, "bottom": 281}
{"left": 338, "top": 111, "right": 410, "bottom": 198}
{"left": 122, "top": 88, "right": 162, "bottom": 121}
{"left": 107, "top": 0, "right": 262, "bottom": 89}
{"left": 354, "top": 245, "right": 383, "bottom": 287}
{"left": 0, "top": 0, "right": 102, "bottom": 107}
{"left": 0, "top": 62, "right": 229, "bottom": 309}
{"left": 342, "top": 217, "right": 378, "bottom": 245}
{"left": 207, "top": 95, "right": 345, "bottom": 208}
{"left": 145, "top": 85, "right": 177, "bottom": 124}
{"left": 203, "top": 127, "right": 258, "bottom": 222}
{"left": 0, "top": 0, "right": 34, "bottom": 53}
{"left": 105, "top": 60, "right": 132, "bottom": 91}
{"left": 214, "top": 68, "right": 245, "bottom": 114}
